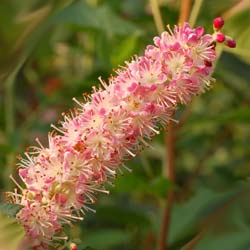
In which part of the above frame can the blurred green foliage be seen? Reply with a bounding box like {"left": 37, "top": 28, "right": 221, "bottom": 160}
{"left": 0, "top": 0, "right": 250, "bottom": 249}
{"left": 0, "top": 212, "right": 24, "bottom": 250}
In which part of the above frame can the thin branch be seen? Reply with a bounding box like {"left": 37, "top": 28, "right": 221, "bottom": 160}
{"left": 189, "top": 0, "right": 203, "bottom": 27}
{"left": 181, "top": 231, "right": 205, "bottom": 250}
{"left": 4, "top": 73, "right": 16, "bottom": 190}
{"left": 180, "top": 129, "right": 230, "bottom": 199}
{"left": 157, "top": 1, "right": 193, "bottom": 249}
{"left": 181, "top": 187, "right": 250, "bottom": 250}
{"left": 143, "top": 231, "right": 155, "bottom": 250}
{"left": 158, "top": 122, "right": 176, "bottom": 250}
{"left": 150, "top": 0, "right": 165, "bottom": 34}
{"left": 178, "top": 0, "right": 191, "bottom": 25}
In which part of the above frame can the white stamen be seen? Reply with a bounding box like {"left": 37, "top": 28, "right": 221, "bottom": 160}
{"left": 122, "top": 164, "right": 132, "bottom": 172}
{"left": 82, "top": 204, "right": 96, "bottom": 213}
{"left": 72, "top": 97, "right": 84, "bottom": 108}
{"left": 51, "top": 124, "right": 65, "bottom": 134}
{"left": 90, "top": 187, "right": 110, "bottom": 195}
{"left": 125, "top": 148, "right": 136, "bottom": 157}
{"left": 10, "top": 175, "right": 23, "bottom": 191}
{"left": 146, "top": 124, "right": 160, "bottom": 134}
{"left": 35, "top": 137, "right": 44, "bottom": 149}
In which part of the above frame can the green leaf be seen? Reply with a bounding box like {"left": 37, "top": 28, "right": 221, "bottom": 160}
{"left": 196, "top": 0, "right": 239, "bottom": 28}
{"left": 196, "top": 231, "right": 250, "bottom": 250}
{"left": 215, "top": 52, "right": 250, "bottom": 100}
{"left": 0, "top": 212, "right": 24, "bottom": 250}
{"left": 0, "top": 4, "right": 53, "bottom": 82}
{"left": 149, "top": 176, "right": 172, "bottom": 198}
{"left": 167, "top": 185, "right": 249, "bottom": 247}
{"left": 0, "top": 202, "right": 23, "bottom": 218}
{"left": 0, "top": 1, "right": 142, "bottom": 84}
{"left": 188, "top": 106, "right": 250, "bottom": 125}
{"left": 114, "top": 172, "right": 146, "bottom": 192}
{"left": 114, "top": 172, "right": 171, "bottom": 198}
{"left": 202, "top": 0, "right": 239, "bottom": 16}
{"left": 80, "top": 229, "right": 131, "bottom": 249}
{"left": 168, "top": 188, "right": 218, "bottom": 245}
{"left": 224, "top": 8, "right": 250, "bottom": 59}
{"left": 81, "top": 247, "right": 98, "bottom": 250}
{"left": 111, "top": 34, "right": 139, "bottom": 66}
{"left": 213, "top": 106, "right": 250, "bottom": 123}
{"left": 93, "top": 204, "right": 151, "bottom": 228}
{"left": 53, "top": 1, "right": 143, "bottom": 36}
{"left": 0, "top": 144, "right": 13, "bottom": 154}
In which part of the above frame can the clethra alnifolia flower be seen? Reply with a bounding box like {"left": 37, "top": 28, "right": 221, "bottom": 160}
{"left": 6, "top": 17, "right": 235, "bottom": 249}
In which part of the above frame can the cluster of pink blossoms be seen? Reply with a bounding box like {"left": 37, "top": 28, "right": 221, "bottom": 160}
{"left": 7, "top": 18, "right": 235, "bottom": 249}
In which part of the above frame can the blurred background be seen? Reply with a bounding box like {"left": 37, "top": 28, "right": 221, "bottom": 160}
{"left": 0, "top": 0, "right": 250, "bottom": 249}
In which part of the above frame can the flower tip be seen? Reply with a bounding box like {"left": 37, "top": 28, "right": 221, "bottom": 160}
{"left": 70, "top": 242, "right": 78, "bottom": 250}
{"left": 213, "top": 17, "right": 224, "bottom": 30}
{"left": 216, "top": 33, "right": 225, "bottom": 43}
{"left": 225, "top": 38, "right": 236, "bottom": 48}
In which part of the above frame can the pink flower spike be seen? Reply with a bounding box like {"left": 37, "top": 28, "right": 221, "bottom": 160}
{"left": 7, "top": 18, "right": 237, "bottom": 249}
{"left": 213, "top": 17, "right": 224, "bottom": 30}
{"left": 216, "top": 33, "right": 225, "bottom": 43}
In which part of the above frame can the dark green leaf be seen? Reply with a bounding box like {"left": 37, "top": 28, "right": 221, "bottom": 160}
{"left": 80, "top": 229, "right": 131, "bottom": 249}
{"left": 81, "top": 247, "right": 98, "bottom": 250}
{"left": 215, "top": 52, "right": 250, "bottom": 99}
{"left": 53, "top": 1, "right": 143, "bottom": 36}
{"left": 149, "top": 176, "right": 172, "bottom": 198}
{"left": 93, "top": 205, "right": 151, "bottom": 228}
{"left": 114, "top": 172, "right": 146, "bottom": 192}
{"left": 224, "top": 8, "right": 250, "bottom": 56}
{"left": 202, "top": 0, "right": 240, "bottom": 17}
{"left": 214, "top": 106, "right": 250, "bottom": 123}
{"left": 168, "top": 185, "right": 250, "bottom": 246}
{"left": 0, "top": 202, "right": 23, "bottom": 218}
{"left": 188, "top": 106, "right": 250, "bottom": 125}
{"left": 196, "top": 231, "right": 250, "bottom": 250}
{"left": 0, "top": 4, "right": 52, "bottom": 82}
{"left": 111, "top": 34, "right": 139, "bottom": 66}
{"left": 114, "top": 172, "right": 171, "bottom": 197}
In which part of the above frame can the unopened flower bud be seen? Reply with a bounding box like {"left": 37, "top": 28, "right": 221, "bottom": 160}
{"left": 225, "top": 37, "right": 236, "bottom": 48}
{"left": 213, "top": 17, "right": 224, "bottom": 30}
{"left": 216, "top": 33, "right": 225, "bottom": 43}
{"left": 70, "top": 242, "right": 78, "bottom": 250}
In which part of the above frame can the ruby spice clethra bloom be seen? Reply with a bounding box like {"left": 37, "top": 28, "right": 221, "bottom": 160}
{"left": 7, "top": 18, "right": 235, "bottom": 249}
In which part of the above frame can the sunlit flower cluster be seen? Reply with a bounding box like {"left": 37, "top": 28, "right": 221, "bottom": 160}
{"left": 7, "top": 18, "right": 235, "bottom": 249}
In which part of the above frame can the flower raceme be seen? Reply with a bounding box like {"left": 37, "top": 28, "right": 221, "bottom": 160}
{"left": 7, "top": 18, "right": 235, "bottom": 249}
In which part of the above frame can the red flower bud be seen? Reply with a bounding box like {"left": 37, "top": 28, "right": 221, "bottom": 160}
{"left": 226, "top": 39, "right": 236, "bottom": 48}
{"left": 213, "top": 17, "right": 224, "bottom": 30}
{"left": 216, "top": 33, "right": 225, "bottom": 43}
{"left": 70, "top": 243, "right": 78, "bottom": 250}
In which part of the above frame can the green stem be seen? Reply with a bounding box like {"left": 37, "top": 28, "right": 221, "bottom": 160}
{"left": 150, "top": 0, "right": 165, "bottom": 34}
{"left": 214, "top": 45, "right": 224, "bottom": 68}
{"left": 4, "top": 77, "right": 15, "bottom": 138}
{"left": 4, "top": 73, "right": 16, "bottom": 190}
{"left": 149, "top": 1, "right": 177, "bottom": 250}
{"left": 189, "top": 0, "right": 204, "bottom": 27}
